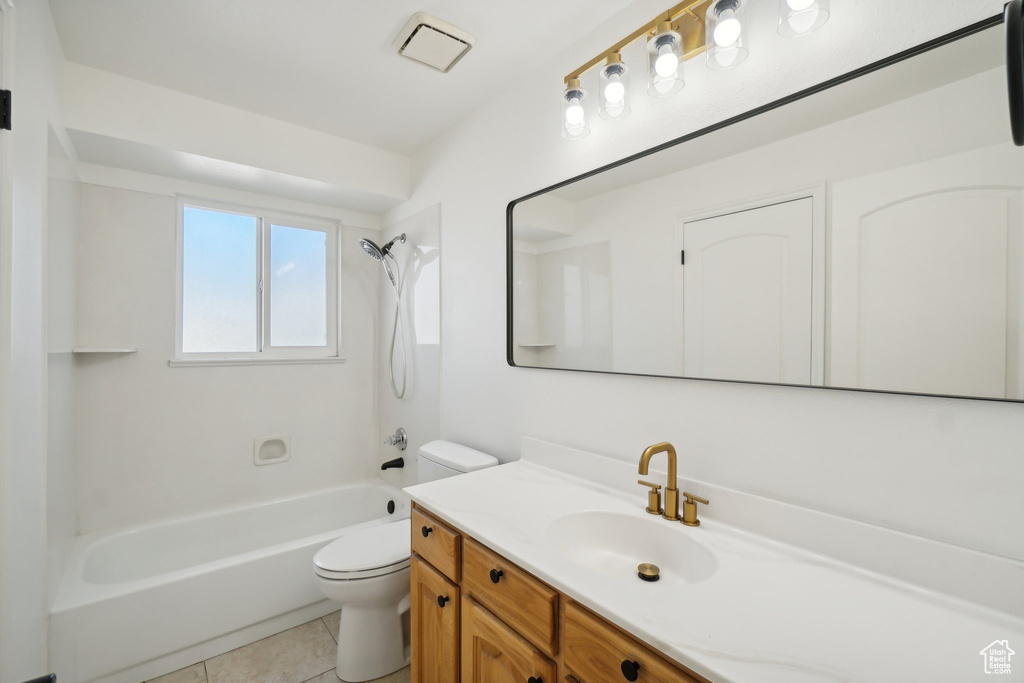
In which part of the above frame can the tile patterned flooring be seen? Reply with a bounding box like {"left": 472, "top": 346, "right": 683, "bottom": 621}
{"left": 146, "top": 611, "right": 409, "bottom": 683}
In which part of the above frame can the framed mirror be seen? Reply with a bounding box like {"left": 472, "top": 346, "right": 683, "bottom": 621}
{"left": 507, "top": 13, "right": 1024, "bottom": 402}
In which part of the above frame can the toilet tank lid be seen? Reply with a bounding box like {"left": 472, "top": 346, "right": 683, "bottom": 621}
{"left": 418, "top": 440, "right": 498, "bottom": 472}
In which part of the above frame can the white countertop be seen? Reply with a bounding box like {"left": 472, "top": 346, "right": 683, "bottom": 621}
{"left": 405, "top": 439, "right": 1024, "bottom": 682}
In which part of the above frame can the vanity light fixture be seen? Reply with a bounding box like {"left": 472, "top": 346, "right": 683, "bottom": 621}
{"left": 706, "top": 0, "right": 749, "bottom": 70}
{"left": 778, "top": 0, "right": 830, "bottom": 37}
{"left": 562, "top": 78, "right": 590, "bottom": 139}
{"left": 647, "top": 23, "right": 686, "bottom": 97}
{"left": 559, "top": 0, "right": 834, "bottom": 139}
{"left": 599, "top": 53, "right": 632, "bottom": 119}
{"left": 559, "top": 0, "right": 708, "bottom": 137}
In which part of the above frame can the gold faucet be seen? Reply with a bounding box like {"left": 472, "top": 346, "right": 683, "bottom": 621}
{"left": 638, "top": 442, "right": 680, "bottom": 521}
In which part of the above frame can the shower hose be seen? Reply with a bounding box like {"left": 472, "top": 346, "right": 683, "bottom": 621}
{"left": 386, "top": 252, "right": 407, "bottom": 399}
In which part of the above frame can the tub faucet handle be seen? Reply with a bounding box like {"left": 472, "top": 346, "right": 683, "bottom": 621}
{"left": 384, "top": 427, "right": 408, "bottom": 451}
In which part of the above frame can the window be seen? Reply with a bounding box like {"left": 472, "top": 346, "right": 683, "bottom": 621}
{"left": 176, "top": 200, "right": 339, "bottom": 364}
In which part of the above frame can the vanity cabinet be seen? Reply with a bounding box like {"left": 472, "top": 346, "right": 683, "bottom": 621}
{"left": 410, "top": 505, "right": 708, "bottom": 683}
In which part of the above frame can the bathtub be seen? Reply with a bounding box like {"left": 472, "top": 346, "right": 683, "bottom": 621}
{"left": 50, "top": 479, "right": 410, "bottom": 683}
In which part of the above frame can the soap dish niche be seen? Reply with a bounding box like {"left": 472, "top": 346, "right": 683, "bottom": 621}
{"left": 254, "top": 435, "right": 290, "bottom": 466}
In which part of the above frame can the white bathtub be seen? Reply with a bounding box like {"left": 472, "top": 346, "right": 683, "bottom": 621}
{"left": 51, "top": 479, "right": 410, "bottom": 683}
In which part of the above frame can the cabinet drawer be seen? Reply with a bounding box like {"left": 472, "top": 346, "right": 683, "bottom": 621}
{"left": 461, "top": 597, "right": 556, "bottom": 683}
{"left": 564, "top": 602, "right": 701, "bottom": 683}
{"left": 462, "top": 538, "right": 558, "bottom": 656}
{"left": 412, "top": 508, "right": 461, "bottom": 582}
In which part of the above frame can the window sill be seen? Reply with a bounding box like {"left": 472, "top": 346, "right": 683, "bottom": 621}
{"left": 168, "top": 356, "right": 347, "bottom": 368}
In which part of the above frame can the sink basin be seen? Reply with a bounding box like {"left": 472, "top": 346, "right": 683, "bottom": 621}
{"left": 545, "top": 511, "right": 717, "bottom": 585}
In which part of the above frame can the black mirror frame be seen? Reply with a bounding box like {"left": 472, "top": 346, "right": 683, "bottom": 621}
{"left": 1009, "top": 0, "right": 1024, "bottom": 144}
{"left": 506, "top": 12, "right": 1023, "bottom": 404}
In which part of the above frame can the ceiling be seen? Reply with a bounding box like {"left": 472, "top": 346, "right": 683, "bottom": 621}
{"left": 48, "top": 0, "right": 632, "bottom": 156}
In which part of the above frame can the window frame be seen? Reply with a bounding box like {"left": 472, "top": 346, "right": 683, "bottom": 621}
{"left": 174, "top": 197, "right": 341, "bottom": 365}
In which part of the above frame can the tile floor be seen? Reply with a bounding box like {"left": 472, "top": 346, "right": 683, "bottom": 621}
{"left": 146, "top": 611, "right": 409, "bottom": 683}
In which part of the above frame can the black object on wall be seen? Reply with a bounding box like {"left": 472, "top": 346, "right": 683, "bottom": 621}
{"left": 1009, "top": 0, "right": 1024, "bottom": 144}
{"left": 21, "top": 675, "right": 56, "bottom": 683}
{"left": 381, "top": 457, "right": 404, "bottom": 470}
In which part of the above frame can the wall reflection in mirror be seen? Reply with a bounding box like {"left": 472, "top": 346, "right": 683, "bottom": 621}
{"left": 510, "top": 25, "right": 1024, "bottom": 401}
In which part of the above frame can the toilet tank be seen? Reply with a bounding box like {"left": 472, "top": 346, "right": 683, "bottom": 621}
{"left": 417, "top": 440, "right": 498, "bottom": 483}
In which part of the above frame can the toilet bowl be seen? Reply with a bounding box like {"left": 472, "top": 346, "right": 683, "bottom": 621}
{"left": 314, "top": 519, "right": 412, "bottom": 682}
{"left": 314, "top": 440, "right": 498, "bottom": 682}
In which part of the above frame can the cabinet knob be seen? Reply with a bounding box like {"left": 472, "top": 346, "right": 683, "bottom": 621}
{"left": 527, "top": 678, "right": 543, "bottom": 683}
{"left": 620, "top": 659, "right": 640, "bottom": 681}
{"left": 421, "top": 526, "right": 433, "bottom": 537}
{"left": 437, "top": 594, "right": 450, "bottom": 608}
{"left": 489, "top": 568, "right": 504, "bottom": 584}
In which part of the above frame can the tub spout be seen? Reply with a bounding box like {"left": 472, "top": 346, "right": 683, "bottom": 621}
{"left": 381, "top": 457, "right": 405, "bottom": 470}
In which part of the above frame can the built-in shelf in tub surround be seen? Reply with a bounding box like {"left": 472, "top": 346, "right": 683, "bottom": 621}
{"left": 72, "top": 347, "right": 138, "bottom": 354}
{"left": 403, "top": 437, "right": 1024, "bottom": 683}
{"left": 516, "top": 343, "right": 554, "bottom": 348}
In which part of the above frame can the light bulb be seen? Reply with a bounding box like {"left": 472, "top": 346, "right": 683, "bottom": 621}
{"left": 786, "top": 7, "right": 819, "bottom": 34}
{"left": 787, "top": 0, "right": 815, "bottom": 10}
{"left": 654, "top": 43, "right": 678, "bottom": 78}
{"left": 714, "top": 9, "right": 742, "bottom": 47}
{"left": 604, "top": 74, "right": 625, "bottom": 104}
{"left": 565, "top": 97, "right": 584, "bottom": 126}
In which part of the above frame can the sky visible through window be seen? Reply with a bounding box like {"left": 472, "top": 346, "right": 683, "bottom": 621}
{"left": 182, "top": 207, "right": 328, "bottom": 353}
{"left": 182, "top": 207, "right": 258, "bottom": 353}
{"left": 270, "top": 224, "right": 327, "bottom": 347}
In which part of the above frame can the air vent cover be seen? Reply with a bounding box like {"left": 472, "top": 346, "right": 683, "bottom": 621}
{"left": 393, "top": 12, "right": 475, "bottom": 73}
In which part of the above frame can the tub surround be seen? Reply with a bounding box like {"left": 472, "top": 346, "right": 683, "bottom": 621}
{"left": 404, "top": 438, "right": 1024, "bottom": 682}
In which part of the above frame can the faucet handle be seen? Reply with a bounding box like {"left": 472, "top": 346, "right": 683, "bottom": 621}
{"left": 681, "top": 492, "right": 709, "bottom": 527}
{"left": 637, "top": 480, "right": 663, "bottom": 516}
{"left": 683, "top": 492, "right": 709, "bottom": 505}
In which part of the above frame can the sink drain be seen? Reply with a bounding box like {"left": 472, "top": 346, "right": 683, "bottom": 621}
{"left": 637, "top": 562, "right": 660, "bottom": 582}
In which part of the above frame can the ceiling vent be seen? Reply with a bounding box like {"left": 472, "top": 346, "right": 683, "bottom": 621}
{"left": 393, "top": 12, "right": 475, "bottom": 73}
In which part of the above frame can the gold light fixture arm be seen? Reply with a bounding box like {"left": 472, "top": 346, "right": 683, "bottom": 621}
{"left": 563, "top": 0, "right": 711, "bottom": 84}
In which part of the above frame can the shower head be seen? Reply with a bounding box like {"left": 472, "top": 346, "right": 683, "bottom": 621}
{"left": 359, "top": 238, "right": 385, "bottom": 261}
{"left": 358, "top": 235, "right": 405, "bottom": 287}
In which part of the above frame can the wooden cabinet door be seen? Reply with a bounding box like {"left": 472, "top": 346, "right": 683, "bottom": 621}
{"left": 411, "top": 555, "right": 460, "bottom": 683}
{"left": 461, "top": 597, "right": 556, "bottom": 683}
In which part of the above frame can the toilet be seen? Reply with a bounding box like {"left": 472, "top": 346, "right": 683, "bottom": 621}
{"left": 313, "top": 440, "right": 498, "bottom": 682}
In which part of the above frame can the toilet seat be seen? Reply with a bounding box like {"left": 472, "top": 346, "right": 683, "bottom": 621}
{"left": 314, "top": 518, "right": 411, "bottom": 580}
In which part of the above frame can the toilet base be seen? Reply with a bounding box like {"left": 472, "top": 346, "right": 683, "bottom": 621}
{"left": 335, "top": 603, "right": 411, "bottom": 682}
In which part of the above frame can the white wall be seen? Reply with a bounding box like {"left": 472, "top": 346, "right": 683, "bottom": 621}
{"left": 45, "top": 130, "right": 80, "bottom": 608}
{"left": 0, "top": 0, "right": 77, "bottom": 679}
{"left": 73, "top": 183, "right": 381, "bottom": 533}
{"left": 377, "top": 205, "right": 441, "bottom": 489}
{"left": 386, "top": 0, "right": 1024, "bottom": 562}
